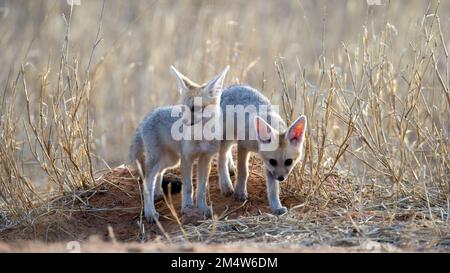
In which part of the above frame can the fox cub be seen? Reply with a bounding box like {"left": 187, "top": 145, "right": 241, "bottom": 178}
{"left": 218, "top": 85, "right": 307, "bottom": 215}
{"left": 130, "top": 66, "right": 229, "bottom": 222}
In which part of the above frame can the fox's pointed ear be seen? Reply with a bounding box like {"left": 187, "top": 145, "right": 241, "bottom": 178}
{"left": 171, "top": 66, "right": 198, "bottom": 95}
{"left": 204, "top": 65, "right": 230, "bottom": 97}
{"left": 286, "top": 115, "right": 307, "bottom": 147}
{"left": 254, "top": 116, "right": 275, "bottom": 144}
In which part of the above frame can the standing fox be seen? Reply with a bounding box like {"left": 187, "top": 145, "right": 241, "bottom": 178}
{"left": 130, "top": 66, "right": 229, "bottom": 222}
{"left": 218, "top": 85, "right": 307, "bottom": 215}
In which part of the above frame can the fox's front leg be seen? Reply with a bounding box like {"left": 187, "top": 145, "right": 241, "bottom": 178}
{"left": 196, "top": 154, "right": 213, "bottom": 217}
{"left": 180, "top": 155, "right": 194, "bottom": 212}
{"left": 218, "top": 141, "right": 234, "bottom": 196}
{"left": 265, "top": 169, "right": 288, "bottom": 215}
{"left": 234, "top": 146, "right": 250, "bottom": 201}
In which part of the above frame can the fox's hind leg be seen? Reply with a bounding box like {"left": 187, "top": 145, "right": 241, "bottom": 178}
{"left": 218, "top": 141, "right": 235, "bottom": 196}
{"left": 143, "top": 160, "right": 161, "bottom": 223}
{"left": 155, "top": 153, "right": 180, "bottom": 201}
{"left": 234, "top": 144, "right": 250, "bottom": 201}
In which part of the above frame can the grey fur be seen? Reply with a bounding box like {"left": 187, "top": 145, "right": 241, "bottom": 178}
{"left": 218, "top": 85, "right": 307, "bottom": 215}
{"left": 130, "top": 66, "right": 229, "bottom": 223}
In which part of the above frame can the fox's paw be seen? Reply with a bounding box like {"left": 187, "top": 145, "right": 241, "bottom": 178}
{"left": 221, "top": 187, "right": 234, "bottom": 197}
{"left": 219, "top": 180, "right": 234, "bottom": 197}
{"left": 200, "top": 206, "right": 213, "bottom": 218}
{"left": 271, "top": 206, "right": 288, "bottom": 215}
{"left": 234, "top": 191, "right": 248, "bottom": 202}
{"left": 181, "top": 204, "right": 194, "bottom": 214}
{"left": 145, "top": 211, "right": 160, "bottom": 223}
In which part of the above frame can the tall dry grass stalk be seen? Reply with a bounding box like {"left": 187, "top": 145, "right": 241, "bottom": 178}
{"left": 277, "top": 2, "right": 449, "bottom": 215}
{"left": 1, "top": 2, "right": 104, "bottom": 226}
{"left": 0, "top": 71, "right": 41, "bottom": 226}
{"left": 0, "top": 0, "right": 448, "bottom": 230}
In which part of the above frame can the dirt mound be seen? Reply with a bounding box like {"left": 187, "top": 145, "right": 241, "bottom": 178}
{"left": 2, "top": 158, "right": 448, "bottom": 253}
{"left": 1, "top": 157, "right": 303, "bottom": 242}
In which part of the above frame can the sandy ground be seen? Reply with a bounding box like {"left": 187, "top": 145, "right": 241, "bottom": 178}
{"left": 0, "top": 160, "right": 306, "bottom": 242}
{"left": 0, "top": 238, "right": 410, "bottom": 253}
{"left": 1, "top": 157, "right": 448, "bottom": 253}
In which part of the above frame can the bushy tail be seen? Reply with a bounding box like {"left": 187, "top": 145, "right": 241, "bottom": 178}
{"left": 129, "top": 129, "right": 182, "bottom": 195}
{"left": 129, "top": 129, "right": 145, "bottom": 171}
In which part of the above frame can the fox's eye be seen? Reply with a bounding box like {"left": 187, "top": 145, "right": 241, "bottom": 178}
{"left": 269, "top": 159, "right": 277, "bottom": 166}
{"left": 284, "top": 159, "right": 293, "bottom": 166}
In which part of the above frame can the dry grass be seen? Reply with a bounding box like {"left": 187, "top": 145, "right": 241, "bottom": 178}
{"left": 0, "top": 0, "right": 448, "bottom": 251}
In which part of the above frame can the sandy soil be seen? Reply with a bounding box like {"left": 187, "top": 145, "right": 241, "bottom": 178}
{"left": 1, "top": 157, "right": 448, "bottom": 253}
{"left": 0, "top": 157, "right": 304, "bottom": 242}
{"left": 0, "top": 237, "right": 410, "bottom": 253}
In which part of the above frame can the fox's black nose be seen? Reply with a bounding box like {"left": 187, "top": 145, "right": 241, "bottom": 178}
{"left": 277, "top": 175, "right": 285, "bottom": 181}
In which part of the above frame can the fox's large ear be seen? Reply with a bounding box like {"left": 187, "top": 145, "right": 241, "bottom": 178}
{"left": 254, "top": 116, "right": 275, "bottom": 144}
{"left": 171, "top": 66, "right": 198, "bottom": 95}
{"left": 286, "top": 115, "right": 307, "bottom": 147}
{"left": 204, "top": 65, "right": 230, "bottom": 97}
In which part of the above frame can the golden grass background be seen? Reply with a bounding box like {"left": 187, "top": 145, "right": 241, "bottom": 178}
{"left": 1, "top": 0, "right": 447, "bottom": 164}
{"left": 0, "top": 0, "right": 448, "bottom": 250}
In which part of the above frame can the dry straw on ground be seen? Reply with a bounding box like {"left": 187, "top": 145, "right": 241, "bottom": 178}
{"left": 0, "top": 0, "right": 449, "bottom": 252}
